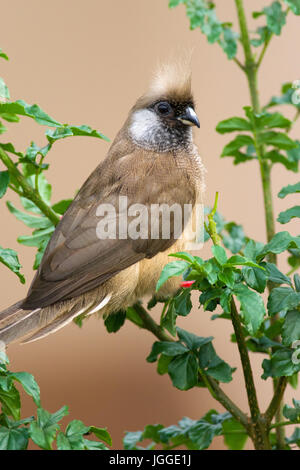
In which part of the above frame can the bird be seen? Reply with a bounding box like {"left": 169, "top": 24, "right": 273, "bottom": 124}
{"left": 0, "top": 61, "right": 206, "bottom": 346}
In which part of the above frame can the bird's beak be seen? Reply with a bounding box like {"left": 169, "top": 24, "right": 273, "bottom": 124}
{"left": 177, "top": 107, "right": 200, "bottom": 128}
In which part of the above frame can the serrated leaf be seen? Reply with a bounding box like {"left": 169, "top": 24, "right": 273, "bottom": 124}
{"left": 104, "top": 310, "right": 126, "bottom": 333}
{"left": 234, "top": 284, "right": 265, "bottom": 334}
{"left": 168, "top": 352, "right": 198, "bottom": 390}
{"left": 0, "top": 100, "right": 61, "bottom": 126}
{"left": 259, "top": 232, "right": 300, "bottom": 258}
{"left": 0, "top": 171, "right": 9, "bottom": 198}
{"left": 284, "top": 0, "right": 300, "bottom": 15}
{"left": 265, "top": 262, "right": 292, "bottom": 286}
{"left": 177, "top": 327, "right": 213, "bottom": 351}
{"left": 0, "top": 246, "right": 25, "bottom": 284}
{"left": 6, "top": 201, "right": 51, "bottom": 229}
{"left": 263, "top": 1, "right": 286, "bottom": 35}
{"left": 242, "top": 265, "right": 267, "bottom": 293}
{"left": 0, "top": 426, "right": 29, "bottom": 450}
{"left": 278, "top": 182, "right": 300, "bottom": 198}
{"left": 282, "top": 310, "right": 300, "bottom": 346}
{"left": 10, "top": 372, "right": 40, "bottom": 405}
{"left": 198, "top": 342, "right": 234, "bottom": 383}
{"left": 262, "top": 349, "right": 300, "bottom": 379}
{"left": 0, "top": 385, "right": 21, "bottom": 420}
{"left": 146, "top": 341, "right": 188, "bottom": 363}
{"left": 222, "top": 418, "right": 248, "bottom": 450}
{"left": 221, "top": 135, "right": 254, "bottom": 157}
{"left": 29, "top": 406, "right": 68, "bottom": 450}
{"left": 259, "top": 131, "right": 297, "bottom": 149}
{"left": 156, "top": 260, "right": 189, "bottom": 291}
{"left": 277, "top": 206, "right": 300, "bottom": 224}
{"left": 216, "top": 117, "right": 251, "bottom": 134}
{"left": 267, "top": 287, "right": 300, "bottom": 315}
{"left": 212, "top": 245, "right": 227, "bottom": 265}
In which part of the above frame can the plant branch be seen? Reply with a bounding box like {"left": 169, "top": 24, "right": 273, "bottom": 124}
{"left": 0, "top": 147, "right": 60, "bottom": 226}
{"left": 264, "top": 376, "right": 288, "bottom": 425}
{"left": 131, "top": 302, "right": 249, "bottom": 430}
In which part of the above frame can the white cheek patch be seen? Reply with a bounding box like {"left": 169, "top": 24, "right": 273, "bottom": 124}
{"left": 129, "top": 109, "right": 159, "bottom": 143}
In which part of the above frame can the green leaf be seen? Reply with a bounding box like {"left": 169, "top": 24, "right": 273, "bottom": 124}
{"left": 259, "top": 131, "right": 297, "bottom": 150}
{"left": 89, "top": 426, "right": 112, "bottom": 446}
{"left": 222, "top": 418, "right": 248, "bottom": 450}
{"left": 169, "top": 0, "right": 184, "bottom": 7}
{"left": 146, "top": 341, "right": 188, "bottom": 363}
{"left": 225, "top": 254, "right": 262, "bottom": 268}
{"left": 251, "top": 26, "right": 272, "bottom": 47}
{"left": 295, "top": 273, "right": 300, "bottom": 292}
{"left": 123, "top": 431, "right": 143, "bottom": 450}
{"left": 265, "top": 150, "right": 298, "bottom": 172}
{"left": 10, "top": 371, "right": 40, "bottom": 406}
{"left": 283, "top": 0, "right": 300, "bottom": 15}
{"left": 218, "top": 27, "right": 239, "bottom": 59}
{"left": 157, "top": 354, "right": 172, "bottom": 375}
{"left": 278, "top": 182, "right": 300, "bottom": 198}
{"left": 263, "top": 1, "right": 287, "bottom": 35}
{"left": 223, "top": 223, "right": 246, "bottom": 254}
{"left": 256, "top": 112, "right": 291, "bottom": 130}
{"left": 212, "top": 245, "right": 227, "bottom": 265}
{"left": 168, "top": 352, "right": 198, "bottom": 390}
{"left": 0, "top": 78, "right": 10, "bottom": 100}
{"left": 52, "top": 199, "right": 73, "bottom": 215}
{"left": 259, "top": 232, "right": 300, "bottom": 258}
{"left": 188, "top": 419, "right": 222, "bottom": 449}
{"left": 29, "top": 406, "right": 68, "bottom": 450}
{"left": 104, "top": 311, "right": 126, "bottom": 333}
{"left": 156, "top": 260, "right": 189, "bottom": 291}
{"left": 267, "top": 287, "right": 300, "bottom": 315}
{"left": 0, "top": 171, "right": 9, "bottom": 198}
{"left": 0, "top": 49, "right": 9, "bottom": 60}
{"left": 161, "top": 300, "right": 177, "bottom": 337}
{"left": 265, "top": 262, "right": 292, "bottom": 286}
{"left": 234, "top": 284, "right": 265, "bottom": 334}
{"left": 218, "top": 269, "right": 235, "bottom": 289}
{"left": 265, "top": 82, "right": 300, "bottom": 109}
{"left": 17, "top": 226, "right": 55, "bottom": 247}
{"left": 177, "top": 327, "right": 213, "bottom": 351}
{"left": 0, "top": 426, "right": 29, "bottom": 450}
{"left": 262, "top": 349, "right": 300, "bottom": 379}
{"left": 282, "top": 310, "right": 300, "bottom": 346}
{"left": 221, "top": 135, "right": 254, "bottom": 157}
{"left": 0, "top": 385, "right": 21, "bottom": 420}
{"left": 174, "top": 289, "right": 192, "bottom": 316}
{"left": 283, "top": 399, "right": 300, "bottom": 422}
{"left": 0, "top": 100, "right": 61, "bottom": 126}
{"left": 6, "top": 202, "right": 51, "bottom": 229}
{"left": 0, "top": 246, "right": 25, "bottom": 284}
{"left": 46, "top": 125, "right": 109, "bottom": 143}
{"left": 242, "top": 265, "right": 267, "bottom": 293}
{"left": 277, "top": 206, "right": 300, "bottom": 224}
{"left": 198, "top": 342, "right": 234, "bottom": 383}
{"left": 216, "top": 117, "right": 251, "bottom": 134}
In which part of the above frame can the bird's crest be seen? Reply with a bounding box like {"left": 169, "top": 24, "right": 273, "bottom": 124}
{"left": 135, "top": 59, "right": 193, "bottom": 108}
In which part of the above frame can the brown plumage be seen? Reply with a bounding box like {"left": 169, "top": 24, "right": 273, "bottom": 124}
{"left": 0, "top": 62, "right": 205, "bottom": 345}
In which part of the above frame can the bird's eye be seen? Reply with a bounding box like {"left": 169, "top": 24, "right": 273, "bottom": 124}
{"left": 155, "top": 101, "right": 172, "bottom": 116}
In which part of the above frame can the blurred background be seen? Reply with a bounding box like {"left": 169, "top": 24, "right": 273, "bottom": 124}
{"left": 0, "top": 0, "right": 299, "bottom": 450}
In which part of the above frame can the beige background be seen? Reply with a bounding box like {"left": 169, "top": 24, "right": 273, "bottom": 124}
{"left": 0, "top": 0, "right": 299, "bottom": 450}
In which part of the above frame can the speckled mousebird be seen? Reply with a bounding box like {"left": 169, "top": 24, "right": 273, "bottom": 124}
{"left": 0, "top": 62, "right": 205, "bottom": 345}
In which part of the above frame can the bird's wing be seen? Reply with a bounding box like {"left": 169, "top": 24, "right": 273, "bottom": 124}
{"left": 23, "top": 149, "right": 195, "bottom": 309}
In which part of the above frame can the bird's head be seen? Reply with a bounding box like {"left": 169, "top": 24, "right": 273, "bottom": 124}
{"left": 127, "top": 62, "right": 200, "bottom": 153}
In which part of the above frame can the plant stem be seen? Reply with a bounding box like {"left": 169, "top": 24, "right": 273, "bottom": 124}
{"left": 234, "top": 0, "right": 288, "bottom": 448}
{"left": 131, "top": 302, "right": 249, "bottom": 430}
{"left": 265, "top": 376, "right": 288, "bottom": 425}
{"left": 0, "top": 147, "right": 60, "bottom": 226}
{"left": 230, "top": 298, "right": 270, "bottom": 449}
